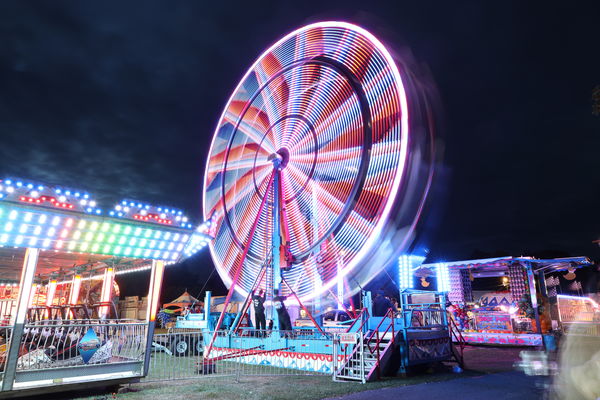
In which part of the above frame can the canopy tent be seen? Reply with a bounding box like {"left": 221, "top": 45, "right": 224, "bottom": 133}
{"left": 422, "top": 256, "right": 593, "bottom": 272}
{"left": 162, "top": 291, "right": 201, "bottom": 311}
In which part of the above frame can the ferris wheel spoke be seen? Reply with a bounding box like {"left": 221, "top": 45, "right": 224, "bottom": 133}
{"left": 254, "top": 59, "right": 291, "bottom": 146}
{"left": 222, "top": 166, "right": 271, "bottom": 213}
{"left": 287, "top": 91, "right": 360, "bottom": 156}
{"left": 224, "top": 101, "right": 276, "bottom": 148}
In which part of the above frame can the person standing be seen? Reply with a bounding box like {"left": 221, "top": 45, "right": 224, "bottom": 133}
{"left": 273, "top": 289, "right": 292, "bottom": 332}
{"left": 252, "top": 289, "right": 267, "bottom": 332}
{"left": 372, "top": 291, "right": 396, "bottom": 317}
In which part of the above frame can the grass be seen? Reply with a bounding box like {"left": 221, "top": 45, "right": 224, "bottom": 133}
{"left": 40, "top": 345, "right": 521, "bottom": 400}
{"left": 46, "top": 362, "right": 480, "bottom": 400}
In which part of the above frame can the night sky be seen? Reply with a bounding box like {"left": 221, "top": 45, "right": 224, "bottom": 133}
{"left": 0, "top": 2, "right": 598, "bottom": 299}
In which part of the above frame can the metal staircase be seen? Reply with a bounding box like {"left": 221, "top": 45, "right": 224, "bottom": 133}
{"left": 334, "top": 309, "right": 397, "bottom": 383}
{"left": 447, "top": 311, "right": 466, "bottom": 368}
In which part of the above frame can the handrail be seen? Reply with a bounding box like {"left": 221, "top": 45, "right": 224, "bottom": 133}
{"left": 446, "top": 311, "right": 466, "bottom": 366}
{"left": 346, "top": 308, "right": 369, "bottom": 333}
{"left": 447, "top": 311, "right": 466, "bottom": 350}
{"left": 365, "top": 308, "right": 395, "bottom": 379}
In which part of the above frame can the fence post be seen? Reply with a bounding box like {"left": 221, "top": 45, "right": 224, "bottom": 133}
{"left": 143, "top": 260, "right": 166, "bottom": 376}
{"left": 2, "top": 248, "right": 39, "bottom": 392}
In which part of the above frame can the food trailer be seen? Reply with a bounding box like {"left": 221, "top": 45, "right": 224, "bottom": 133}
{"left": 0, "top": 178, "right": 208, "bottom": 397}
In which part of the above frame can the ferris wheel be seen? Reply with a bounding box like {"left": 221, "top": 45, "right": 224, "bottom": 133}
{"left": 203, "top": 21, "right": 436, "bottom": 303}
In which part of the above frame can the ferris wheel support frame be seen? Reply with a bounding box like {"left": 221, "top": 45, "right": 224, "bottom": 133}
{"left": 204, "top": 170, "right": 276, "bottom": 359}
{"left": 271, "top": 157, "right": 282, "bottom": 330}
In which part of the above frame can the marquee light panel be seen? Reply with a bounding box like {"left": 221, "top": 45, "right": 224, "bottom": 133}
{"left": 398, "top": 255, "right": 426, "bottom": 290}
{"left": 0, "top": 178, "right": 193, "bottom": 229}
{"left": 0, "top": 203, "right": 191, "bottom": 261}
{"left": 109, "top": 199, "right": 193, "bottom": 228}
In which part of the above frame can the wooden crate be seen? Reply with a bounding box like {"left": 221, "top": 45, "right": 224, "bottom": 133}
{"left": 122, "top": 308, "right": 138, "bottom": 319}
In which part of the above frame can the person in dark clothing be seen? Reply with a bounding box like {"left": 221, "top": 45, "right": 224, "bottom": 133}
{"left": 272, "top": 289, "right": 292, "bottom": 331}
{"left": 252, "top": 289, "right": 267, "bottom": 331}
{"left": 372, "top": 291, "right": 397, "bottom": 316}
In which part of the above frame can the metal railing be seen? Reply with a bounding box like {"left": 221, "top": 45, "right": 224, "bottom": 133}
{"left": 345, "top": 308, "right": 369, "bottom": 333}
{"left": 0, "top": 325, "right": 12, "bottom": 384}
{"left": 146, "top": 329, "right": 333, "bottom": 382}
{"left": 332, "top": 332, "right": 364, "bottom": 383}
{"left": 446, "top": 311, "right": 465, "bottom": 366}
{"left": 17, "top": 320, "right": 147, "bottom": 371}
{"left": 365, "top": 308, "right": 395, "bottom": 380}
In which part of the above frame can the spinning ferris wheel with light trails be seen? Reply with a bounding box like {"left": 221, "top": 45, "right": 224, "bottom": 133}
{"left": 203, "top": 21, "right": 437, "bottom": 303}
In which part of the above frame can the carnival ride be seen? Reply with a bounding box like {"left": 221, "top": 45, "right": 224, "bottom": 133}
{"left": 195, "top": 21, "right": 453, "bottom": 381}
{"left": 414, "top": 256, "right": 596, "bottom": 347}
{"left": 0, "top": 178, "right": 211, "bottom": 397}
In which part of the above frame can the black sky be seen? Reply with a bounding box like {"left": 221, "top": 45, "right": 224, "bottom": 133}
{"left": 0, "top": 1, "right": 598, "bottom": 298}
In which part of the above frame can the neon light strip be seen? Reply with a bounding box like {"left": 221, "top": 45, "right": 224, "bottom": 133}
{"left": 16, "top": 248, "right": 39, "bottom": 324}
{"left": 147, "top": 260, "right": 165, "bottom": 322}
{"left": 46, "top": 280, "right": 57, "bottom": 307}
{"left": 99, "top": 267, "right": 114, "bottom": 319}
{"left": 557, "top": 294, "right": 600, "bottom": 308}
{"left": 0, "top": 203, "right": 191, "bottom": 261}
{"left": 69, "top": 275, "right": 81, "bottom": 305}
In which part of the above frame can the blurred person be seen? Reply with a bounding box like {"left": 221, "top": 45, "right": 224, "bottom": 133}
{"left": 553, "top": 321, "right": 600, "bottom": 399}
{"left": 273, "top": 289, "right": 292, "bottom": 332}
{"left": 252, "top": 289, "right": 267, "bottom": 332}
{"left": 373, "top": 291, "right": 396, "bottom": 316}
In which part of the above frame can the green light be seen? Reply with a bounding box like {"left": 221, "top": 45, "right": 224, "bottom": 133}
{"left": 90, "top": 221, "right": 99, "bottom": 231}
{"left": 123, "top": 226, "right": 132, "bottom": 235}
{"left": 139, "top": 238, "right": 147, "bottom": 247}
{"left": 97, "top": 233, "right": 105, "bottom": 242}
{"left": 144, "top": 229, "right": 152, "bottom": 237}
{"left": 73, "top": 230, "right": 82, "bottom": 240}
{"left": 112, "top": 225, "right": 121, "bottom": 233}
{"left": 91, "top": 243, "right": 99, "bottom": 252}
{"left": 118, "top": 236, "right": 126, "bottom": 245}
{"left": 124, "top": 247, "right": 132, "bottom": 256}
{"left": 103, "top": 244, "right": 111, "bottom": 253}
{"left": 78, "top": 220, "right": 86, "bottom": 229}
{"left": 85, "top": 232, "right": 93, "bottom": 241}
{"left": 101, "top": 223, "right": 110, "bottom": 232}
{"left": 134, "top": 227, "right": 142, "bottom": 236}
{"left": 114, "top": 245, "right": 122, "bottom": 254}
{"left": 80, "top": 242, "right": 89, "bottom": 251}
{"left": 108, "top": 234, "right": 116, "bottom": 243}
{"left": 129, "top": 238, "right": 137, "bottom": 246}
{"left": 134, "top": 248, "right": 142, "bottom": 257}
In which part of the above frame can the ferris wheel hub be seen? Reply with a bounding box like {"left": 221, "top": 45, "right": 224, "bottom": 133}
{"left": 267, "top": 148, "right": 290, "bottom": 170}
